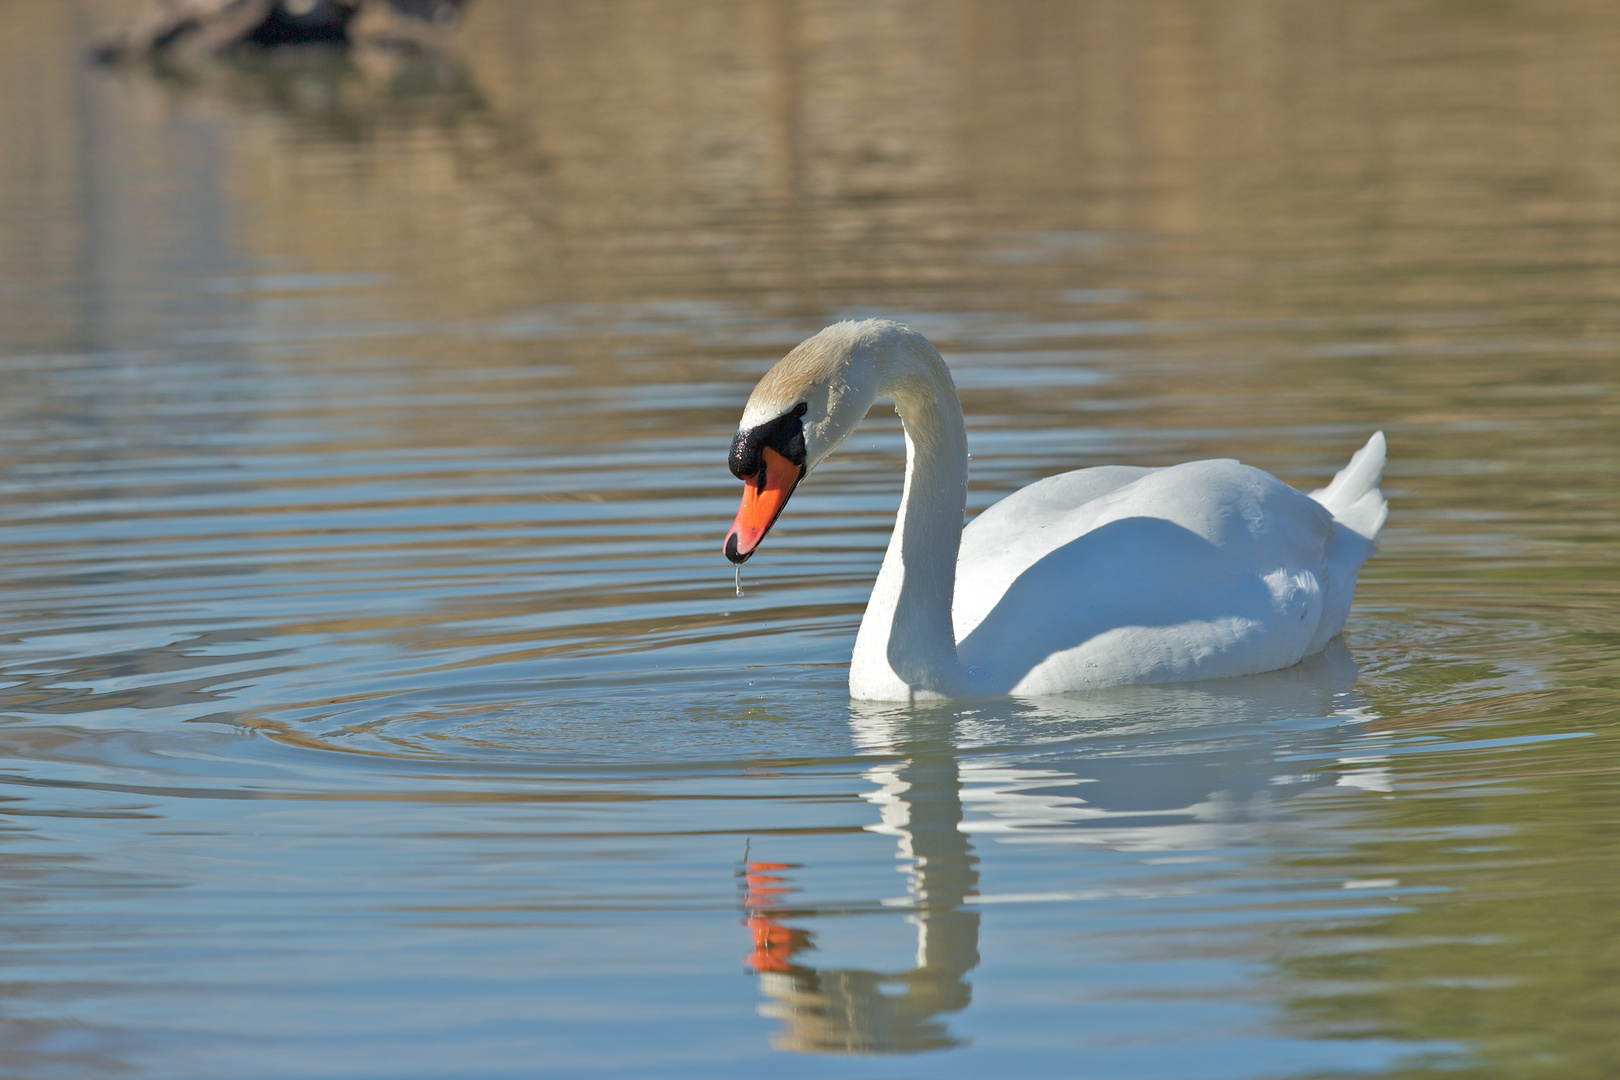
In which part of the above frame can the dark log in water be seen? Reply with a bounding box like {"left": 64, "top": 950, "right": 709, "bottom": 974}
{"left": 91, "top": 0, "right": 464, "bottom": 63}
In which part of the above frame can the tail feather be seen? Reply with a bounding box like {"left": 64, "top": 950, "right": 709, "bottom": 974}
{"left": 1303, "top": 432, "right": 1388, "bottom": 654}
{"left": 1310, "top": 431, "right": 1387, "bottom": 541}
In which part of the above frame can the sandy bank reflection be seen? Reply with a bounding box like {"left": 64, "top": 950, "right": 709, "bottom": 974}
{"left": 743, "top": 643, "right": 1362, "bottom": 1053}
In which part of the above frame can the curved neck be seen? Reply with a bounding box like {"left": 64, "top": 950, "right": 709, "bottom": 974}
{"left": 849, "top": 346, "right": 972, "bottom": 701}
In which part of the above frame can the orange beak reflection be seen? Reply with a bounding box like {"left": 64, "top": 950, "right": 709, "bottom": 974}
{"left": 725, "top": 446, "right": 802, "bottom": 563}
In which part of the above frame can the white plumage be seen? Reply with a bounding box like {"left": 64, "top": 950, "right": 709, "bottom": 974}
{"left": 726, "top": 319, "right": 1387, "bottom": 702}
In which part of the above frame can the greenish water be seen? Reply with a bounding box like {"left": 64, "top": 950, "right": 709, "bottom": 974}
{"left": 0, "top": 2, "right": 1616, "bottom": 1077}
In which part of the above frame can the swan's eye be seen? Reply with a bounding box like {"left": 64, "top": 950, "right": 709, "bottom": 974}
{"left": 729, "top": 403, "right": 808, "bottom": 480}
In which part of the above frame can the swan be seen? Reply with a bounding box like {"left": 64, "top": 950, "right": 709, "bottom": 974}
{"left": 723, "top": 319, "right": 1387, "bottom": 702}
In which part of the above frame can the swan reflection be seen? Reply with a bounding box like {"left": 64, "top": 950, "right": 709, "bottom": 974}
{"left": 741, "top": 642, "right": 1366, "bottom": 1052}
{"left": 739, "top": 712, "right": 978, "bottom": 1053}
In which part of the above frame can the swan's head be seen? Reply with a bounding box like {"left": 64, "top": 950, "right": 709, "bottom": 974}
{"left": 723, "top": 320, "right": 905, "bottom": 563}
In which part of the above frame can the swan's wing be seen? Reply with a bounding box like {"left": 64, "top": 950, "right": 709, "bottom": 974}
{"left": 953, "top": 460, "right": 1343, "bottom": 692}
{"left": 956, "top": 465, "right": 1155, "bottom": 633}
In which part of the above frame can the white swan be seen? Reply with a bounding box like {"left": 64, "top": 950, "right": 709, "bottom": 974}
{"left": 724, "top": 320, "right": 1387, "bottom": 702}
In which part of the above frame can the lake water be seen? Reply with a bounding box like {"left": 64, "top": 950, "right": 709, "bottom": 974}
{"left": 1, "top": 2, "right": 1617, "bottom": 1077}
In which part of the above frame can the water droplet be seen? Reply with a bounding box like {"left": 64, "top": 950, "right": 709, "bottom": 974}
{"left": 734, "top": 564, "right": 744, "bottom": 597}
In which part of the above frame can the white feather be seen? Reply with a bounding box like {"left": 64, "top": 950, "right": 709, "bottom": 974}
{"left": 731, "top": 320, "right": 1388, "bottom": 701}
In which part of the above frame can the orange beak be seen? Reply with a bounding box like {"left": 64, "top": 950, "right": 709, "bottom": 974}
{"left": 724, "top": 446, "right": 802, "bottom": 563}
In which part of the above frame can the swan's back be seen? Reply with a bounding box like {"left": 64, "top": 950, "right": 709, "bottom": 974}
{"left": 951, "top": 433, "right": 1387, "bottom": 694}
